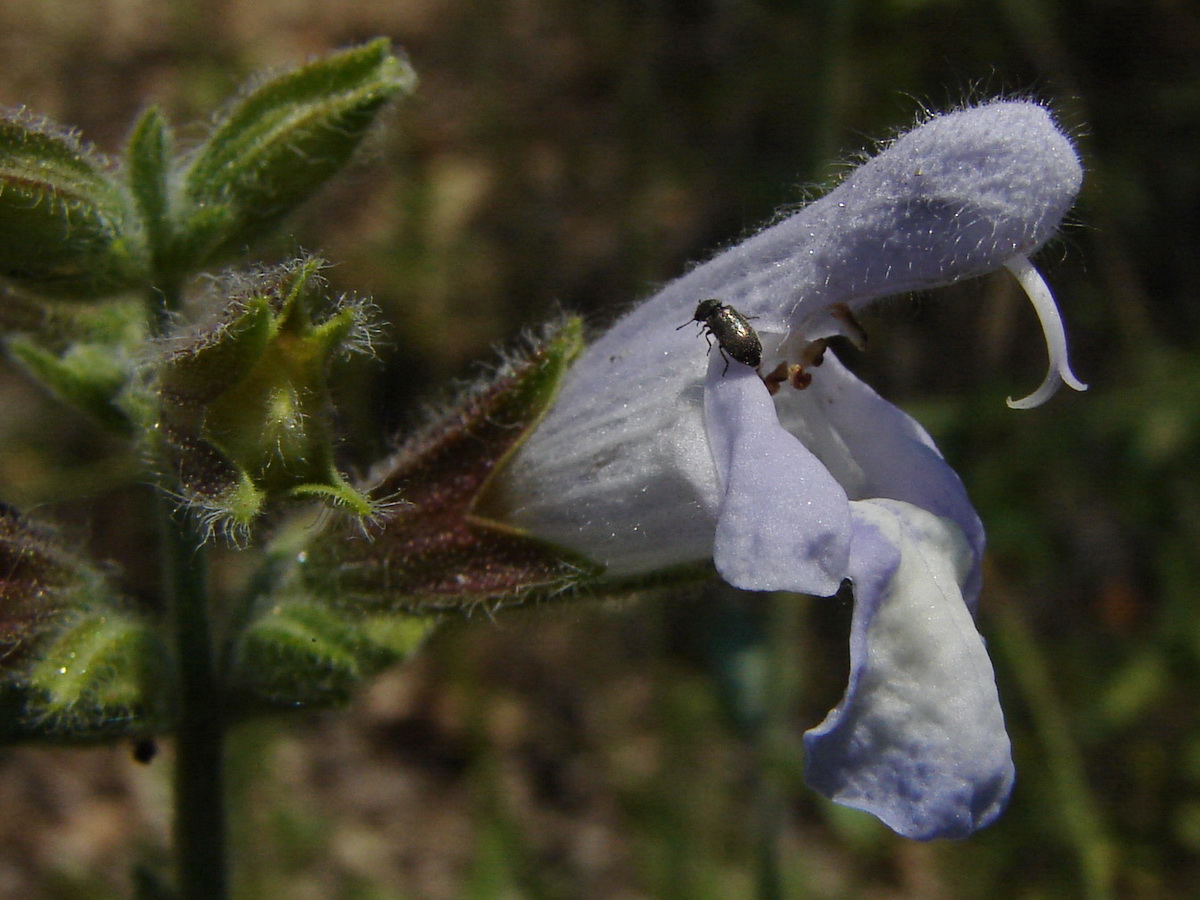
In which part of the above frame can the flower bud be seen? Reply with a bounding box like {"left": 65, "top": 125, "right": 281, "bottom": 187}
{"left": 156, "top": 257, "right": 378, "bottom": 537}
{"left": 0, "top": 112, "right": 144, "bottom": 298}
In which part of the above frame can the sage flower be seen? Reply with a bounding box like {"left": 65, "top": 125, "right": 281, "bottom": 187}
{"left": 484, "top": 101, "right": 1084, "bottom": 838}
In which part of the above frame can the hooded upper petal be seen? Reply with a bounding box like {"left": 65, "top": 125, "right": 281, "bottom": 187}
{"left": 803, "top": 499, "right": 1013, "bottom": 839}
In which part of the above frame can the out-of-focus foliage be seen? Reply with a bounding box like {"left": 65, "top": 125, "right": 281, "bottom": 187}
{"left": 0, "top": 0, "right": 1195, "bottom": 898}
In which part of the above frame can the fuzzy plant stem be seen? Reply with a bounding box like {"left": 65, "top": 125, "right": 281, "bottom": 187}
{"left": 150, "top": 281, "right": 230, "bottom": 900}
{"left": 161, "top": 497, "right": 229, "bottom": 900}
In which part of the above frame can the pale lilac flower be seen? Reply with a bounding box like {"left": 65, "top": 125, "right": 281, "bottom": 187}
{"left": 492, "top": 101, "right": 1084, "bottom": 838}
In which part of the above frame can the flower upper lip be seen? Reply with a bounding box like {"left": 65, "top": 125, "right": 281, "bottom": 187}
{"left": 500, "top": 100, "right": 1083, "bottom": 579}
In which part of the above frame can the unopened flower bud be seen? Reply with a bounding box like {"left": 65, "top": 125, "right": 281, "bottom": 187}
{"left": 156, "top": 257, "right": 378, "bottom": 537}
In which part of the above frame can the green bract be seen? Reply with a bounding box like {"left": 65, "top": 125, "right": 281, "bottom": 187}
{"left": 24, "top": 605, "right": 173, "bottom": 737}
{"left": 0, "top": 114, "right": 143, "bottom": 298}
{"left": 179, "top": 38, "right": 417, "bottom": 268}
{"left": 124, "top": 106, "right": 173, "bottom": 279}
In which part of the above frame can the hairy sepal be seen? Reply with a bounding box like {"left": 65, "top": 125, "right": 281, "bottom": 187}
{"left": 296, "top": 318, "right": 606, "bottom": 614}
{"left": 156, "top": 257, "right": 379, "bottom": 538}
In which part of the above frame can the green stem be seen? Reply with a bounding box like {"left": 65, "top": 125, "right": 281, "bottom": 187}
{"left": 150, "top": 279, "right": 229, "bottom": 900}
{"left": 161, "top": 500, "right": 229, "bottom": 900}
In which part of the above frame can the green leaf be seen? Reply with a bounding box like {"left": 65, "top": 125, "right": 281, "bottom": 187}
{"left": 125, "top": 106, "right": 173, "bottom": 272}
{"left": 8, "top": 337, "right": 133, "bottom": 431}
{"left": 0, "top": 112, "right": 144, "bottom": 297}
{"left": 3, "top": 298, "right": 147, "bottom": 431}
{"left": 179, "top": 39, "right": 417, "bottom": 265}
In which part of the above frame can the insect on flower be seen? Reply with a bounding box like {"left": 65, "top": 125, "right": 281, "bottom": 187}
{"left": 678, "top": 298, "right": 762, "bottom": 373}
{"left": 500, "top": 100, "right": 1088, "bottom": 840}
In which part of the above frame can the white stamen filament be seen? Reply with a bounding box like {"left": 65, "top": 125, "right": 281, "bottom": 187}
{"left": 1003, "top": 255, "right": 1088, "bottom": 409}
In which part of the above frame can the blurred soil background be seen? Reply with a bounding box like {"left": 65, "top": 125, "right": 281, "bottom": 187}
{"left": 0, "top": 0, "right": 1198, "bottom": 897}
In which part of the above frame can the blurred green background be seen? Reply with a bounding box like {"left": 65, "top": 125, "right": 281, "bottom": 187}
{"left": 0, "top": 0, "right": 1196, "bottom": 897}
